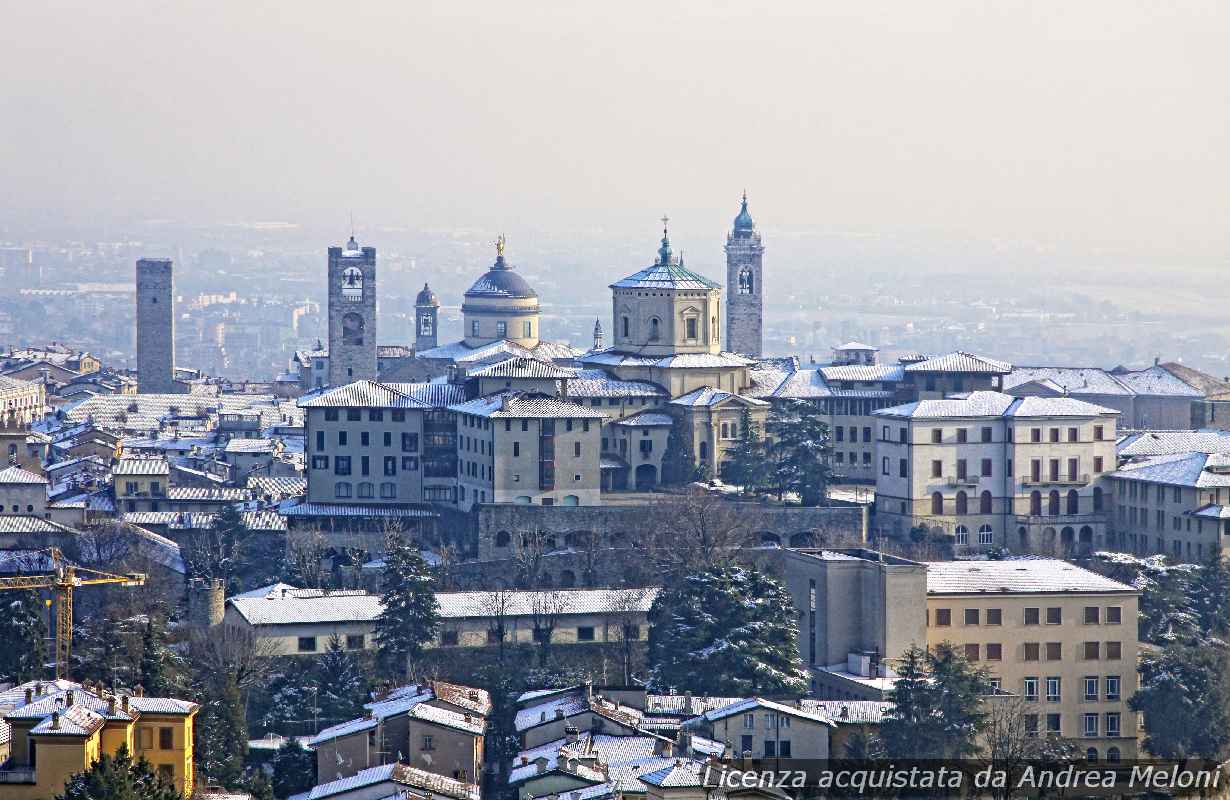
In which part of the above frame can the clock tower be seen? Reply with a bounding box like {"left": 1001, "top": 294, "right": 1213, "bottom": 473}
{"left": 724, "top": 192, "right": 764, "bottom": 358}
{"left": 327, "top": 235, "right": 377, "bottom": 385}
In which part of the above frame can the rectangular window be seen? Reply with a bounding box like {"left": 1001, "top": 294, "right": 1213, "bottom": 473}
{"left": 513, "top": 442, "right": 520, "bottom": 457}
{"left": 524, "top": 321, "right": 533, "bottom": 338}
{"left": 686, "top": 318, "right": 698, "bottom": 339}
{"left": 957, "top": 459, "right": 967, "bottom": 479}
{"left": 1046, "top": 676, "right": 1061, "bottom": 702}
{"left": 496, "top": 321, "right": 507, "bottom": 337}
{"left": 1106, "top": 641, "right": 1122, "bottom": 660}
{"left": 931, "top": 460, "right": 942, "bottom": 478}
{"left": 311, "top": 455, "right": 329, "bottom": 470}
{"left": 1094, "top": 424, "right": 1104, "bottom": 440}
{"left": 1024, "top": 643, "right": 1040, "bottom": 661}
{"left": 1031, "top": 427, "right": 1041, "bottom": 443}
{"left": 402, "top": 432, "right": 419, "bottom": 452}
{"left": 1094, "top": 456, "right": 1104, "bottom": 473}
{"left": 392, "top": 410, "right": 405, "bottom": 422}
{"left": 836, "top": 427, "right": 844, "bottom": 442}
{"left": 423, "top": 735, "right": 435, "bottom": 751}
{"left": 360, "top": 431, "right": 370, "bottom": 447}
{"left": 334, "top": 456, "right": 351, "bottom": 475}
{"left": 1068, "top": 427, "right": 1079, "bottom": 442}
{"left": 1046, "top": 714, "right": 1061, "bottom": 734}
{"left": 324, "top": 409, "right": 339, "bottom": 422}
{"left": 899, "top": 458, "right": 907, "bottom": 478}
{"left": 957, "top": 428, "right": 968, "bottom": 443}
{"left": 1106, "top": 606, "right": 1121, "bottom": 625}
{"left": 574, "top": 442, "right": 581, "bottom": 457}
{"left": 577, "top": 626, "right": 595, "bottom": 641}
{"left": 981, "top": 458, "right": 992, "bottom": 477}
{"left": 315, "top": 431, "right": 324, "bottom": 450}
{"left": 1084, "top": 607, "right": 1100, "bottom": 625}
{"left": 986, "top": 643, "right": 1002, "bottom": 661}
{"left": 159, "top": 727, "right": 173, "bottom": 750}
{"left": 981, "top": 426, "right": 993, "bottom": 443}
{"left": 384, "top": 456, "right": 396, "bottom": 476}
{"left": 297, "top": 636, "right": 316, "bottom": 653}
{"left": 1024, "top": 607, "right": 1040, "bottom": 625}
{"left": 471, "top": 321, "right": 480, "bottom": 336}
{"left": 346, "top": 634, "right": 364, "bottom": 650}
{"left": 347, "top": 409, "right": 360, "bottom": 422}
{"left": 932, "top": 428, "right": 943, "bottom": 443}
{"left": 338, "top": 431, "right": 348, "bottom": 446}
{"left": 881, "top": 456, "right": 889, "bottom": 476}
{"left": 1084, "top": 676, "right": 1099, "bottom": 701}
{"left": 987, "top": 608, "right": 1002, "bottom": 626}
{"left": 935, "top": 608, "right": 951, "bottom": 627}
{"left": 741, "top": 735, "right": 754, "bottom": 755}
{"left": 1049, "top": 428, "right": 1060, "bottom": 443}
{"left": 1105, "top": 713, "right": 1121, "bottom": 737}
{"left": 744, "top": 714, "right": 755, "bottom": 729}
{"left": 764, "top": 740, "right": 776, "bottom": 758}
{"left": 401, "top": 456, "right": 418, "bottom": 471}
{"left": 1045, "top": 642, "right": 1062, "bottom": 661}
{"left": 1046, "top": 607, "right": 1062, "bottom": 625}
{"left": 1082, "top": 713, "right": 1098, "bottom": 737}
{"left": 440, "top": 630, "right": 459, "bottom": 646}
{"left": 964, "top": 609, "right": 980, "bottom": 625}
{"left": 1105, "top": 676, "right": 1121, "bottom": 701}
{"left": 1023, "top": 677, "right": 1039, "bottom": 701}
{"left": 964, "top": 643, "right": 980, "bottom": 661}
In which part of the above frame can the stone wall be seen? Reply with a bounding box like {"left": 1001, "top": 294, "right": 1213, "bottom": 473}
{"left": 136, "top": 258, "right": 177, "bottom": 394}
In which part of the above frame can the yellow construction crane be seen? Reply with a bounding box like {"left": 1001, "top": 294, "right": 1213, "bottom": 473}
{"left": 0, "top": 547, "right": 146, "bottom": 680}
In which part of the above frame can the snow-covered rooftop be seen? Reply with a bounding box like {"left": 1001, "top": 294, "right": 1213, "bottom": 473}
{"left": 925, "top": 559, "right": 1136, "bottom": 595}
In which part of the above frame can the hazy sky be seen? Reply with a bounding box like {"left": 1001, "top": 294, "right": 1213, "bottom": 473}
{"left": 3, "top": 0, "right": 1227, "bottom": 265}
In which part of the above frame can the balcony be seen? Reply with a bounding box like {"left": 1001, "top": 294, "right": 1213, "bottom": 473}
{"left": 1015, "top": 513, "right": 1107, "bottom": 527}
{"left": 0, "top": 768, "right": 37, "bottom": 784}
{"left": 1021, "top": 474, "right": 1090, "bottom": 487}
{"left": 945, "top": 476, "right": 981, "bottom": 488}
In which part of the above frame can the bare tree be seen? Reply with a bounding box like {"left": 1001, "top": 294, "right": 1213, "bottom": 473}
{"left": 479, "top": 583, "right": 514, "bottom": 664}
{"left": 983, "top": 696, "right": 1081, "bottom": 800}
{"left": 603, "top": 588, "right": 650, "bottom": 685}
{"left": 529, "top": 589, "right": 569, "bottom": 667}
{"left": 189, "top": 624, "right": 279, "bottom": 694}
{"left": 285, "top": 530, "right": 329, "bottom": 589}
{"left": 512, "top": 528, "right": 554, "bottom": 588}
{"left": 632, "top": 489, "right": 757, "bottom": 577}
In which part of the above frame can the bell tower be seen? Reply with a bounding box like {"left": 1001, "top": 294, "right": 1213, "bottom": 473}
{"left": 724, "top": 192, "right": 764, "bottom": 357}
{"left": 327, "top": 235, "right": 377, "bottom": 385}
{"left": 415, "top": 283, "right": 440, "bottom": 352}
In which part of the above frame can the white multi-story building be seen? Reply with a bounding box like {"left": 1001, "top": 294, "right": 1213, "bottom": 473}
{"left": 873, "top": 391, "right": 1118, "bottom": 554}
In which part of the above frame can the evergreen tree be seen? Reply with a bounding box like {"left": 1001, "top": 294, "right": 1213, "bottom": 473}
{"left": 719, "top": 408, "right": 771, "bottom": 493}
{"left": 271, "top": 739, "right": 316, "bottom": 798}
{"left": 1131, "top": 643, "right": 1230, "bottom": 759}
{"left": 315, "top": 634, "right": 368, "bottom": 723}
{"left": 138, "top": 616, "right": 180, "bottom": 697}
{"left": 1190, "top": 550, "right": 1230, "bottom": 637}
{"left": 0, "top": 590, "right": 46, "bottom": 684}
{"left": 255, "top": 659, "right": 319, "bottom": 732}
{"left": 374, "top": 531, "right": 440, "bottom": 680}
{"left": 766, "top": 399, "right": 832, "bottom": 505}
{"left": 55, "top": 745, "right": 181, "bottom": 800}
{"left": 183, "top": 503, "right": 252, "bottom": 595}
{"left": 246, "top": 771, "right": 275, "bottom": 800}
{"left": 647, "top": 564, "right": 808, "bottom": 695}
{"left": 196, "top": 674, "right": 248, "bottom": 788}
{"left": 660, "top": 423, "right": 699, "bottom": 485}
{"left": 880, "top": 644, "right": 990, "bottom": 759}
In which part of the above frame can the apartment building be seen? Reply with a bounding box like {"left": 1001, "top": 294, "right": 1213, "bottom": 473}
{"left": 1106, "top": 451, "right": 1230, "bottom": 561}
{"left": 450, "top": 391, "right": 605, "bottom": 511}
{"left": 0, "top": 680, "right": 199, "bottom": 799}
{"left": 925, "top": 559, "right": 1139, "bottom": 761}
{"left": 681, "top": 697, "right": 833, "bottom": 760}
{"left": 873, "top": 391, "right": 1118, "bottom": 554}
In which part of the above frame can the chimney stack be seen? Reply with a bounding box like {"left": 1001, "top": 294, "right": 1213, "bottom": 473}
{"left": 121, "top": 695, "right": 129, "bottom": 712}
{"left": 51, "top": 711, "right": 60, "bottom": 730}
{"left": 65, "top": 690, "right": 74, "bottom": 707}
{"left": 24, "top": 688, "right": 32, "bottom": 704}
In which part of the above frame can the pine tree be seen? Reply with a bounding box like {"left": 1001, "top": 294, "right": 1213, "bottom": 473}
{"left": 719, "top": 408, "right": 771, "bottom": 493}
{"left": 766, "top": 399, "right": 832, "bottom": 505}
{"left": 183, "top": 503, "right": 251, "bottom": 594}
{"left": 1131, "top": 642, "right": 1230, "bottom": 759}
{"left": 256, "top": 659, "right": 319, "bottom": 732}
{"left": 271, "top": 739, "right": 316, "bottom": 798}
{"left": 374, "top": 531, "right": 440, "bottom": 680}
{"left": 196, "top": 675, "right": 248, "bottom": 788}
{"left": 648, "top": 564, "right": 808, "bottom": 695}
{"left": 315, "top": 634, "right": 368, "bottom": 723}
{"left": 1190, "top": 550, "right": 1230, "bottom": 637}
{"left": 55, "top": 745, "right": 181, "bottom": 800}
{"left": 0, "top": 590, "right": 46, "bottom": 684}
{"left": 246, "top": 771, "right": 275, "bottom": 800}
{"left": 138, "top": 616, "right": 179, "bottom": 697}
{"left": 660, "top": 424, "right": 699, "bottom": 485}
{"left": 880, "top": 643, "right": 990, "bottom": 759}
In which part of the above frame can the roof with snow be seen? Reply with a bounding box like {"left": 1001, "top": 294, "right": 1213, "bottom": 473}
{"left": 669, "top": 387, "right": 768, "bottom": 408}
{"left": 0, "top": 465, "right": 47, "bottom": 485}
{"left": 1118, "top": 429, "right": 1230, "bottom": 459}
{"left": 288, "top": 762, "right": 480, "bottom": 800}
{"left": 466, "top": 357, "right": 578, "bottom": 380}
{"left": 565, "top": 369, "right": 668, "bottom": 399}
{"left": 449, "top": 391, "right": 606, "bottom": 419}
{"left": 685, "top": 697, "right": 833, "bottom": 727}
{"left": 578, "top": 350, "right": 752, "bottom": 370}
{"left": 614, "top": 412, "right": 674, "bottom": 427}
{"left": 925, "top": 559, "right": 1136, "bottom": 595}
{"left": 902, "top": 352, "right": 1012, "bottom": 374}
{"left": 1111, "top": 451, "right": 1230, "bottom": 489}
{"left": 874, "top": 390, "right": 1118, "bottom": 420}
{"left": 835, "top": 341, "right": 879, "bottom": 351}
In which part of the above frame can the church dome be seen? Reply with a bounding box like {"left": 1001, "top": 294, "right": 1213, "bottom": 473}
{"left": 416, "top": 283, "right": 439, "bottom": 306}
{"left": 464, "top": 241, "right": 537, "bottom": 300}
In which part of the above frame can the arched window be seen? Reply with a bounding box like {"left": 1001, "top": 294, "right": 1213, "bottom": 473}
{"left": 980, "top": 490, "right": 992, "bottom": 514}
{"left": 380, "top": 482, "right": 397, "bottom": 499}
{"left": 1093, "top": 486, "right": 1104, "bottom": 511}
{"left": 738, "top": 267, "right": 754, "bottom": 295}
{"left": 1067, "top": 489, "right": 1079, "bottom": 515}
{"left": 335, "top": 481, "right": 352, "bottom": 498}
{"left": 621, "top": 316, "right": 630, "bottom": 338}
{"left": 649, "top": 318, "right": 660, "bottom": 341}
{"left": 931, "top": 492, "right": 944, "bottom": 515}
{"left": 699, "top": 441, "right": 709, "bottom": 460}
{"left": 358, "top": 482, "right": 374, "bottom": 499}
{"left": 954, "top": 525, "right": 969, "bottom": 545}
{"left": 562, "top": 495, "right": 579, "bottom": 506}
{"left": 1048, "top": 490, "right": 1060, "bottom": 516}
{"left": 1030, "top": 491, "right": 1042, "bottom": 516}
{"left": 978, "top": 524, "right": 994, "bottom": 545}
{"left": 495, "top": 530, "right": 511, "bottom": 547}
{"left": 1106, "top": 747, "right": 1120, "bottom": 763}
{"left": 955, "top": 491, "right": 968, "bottom": 515}
{"left": 1086, "top": 748, "right": 1098, "bottom": 763}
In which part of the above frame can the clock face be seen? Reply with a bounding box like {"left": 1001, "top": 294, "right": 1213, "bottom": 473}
{"left": 341, "top": 267, "right": 363, "bottom": 301}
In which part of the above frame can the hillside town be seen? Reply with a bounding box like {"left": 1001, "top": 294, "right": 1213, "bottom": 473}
{"left": 1, "top": 193, "right": 1229, "bottom": 799}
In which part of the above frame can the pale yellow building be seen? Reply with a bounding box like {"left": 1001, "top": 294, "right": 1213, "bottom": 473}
{"left": 0, "top": 680, "right": 198, "bottom": 798}
{"left": 925, "top": 559, "right": 1139, "bottom": 762}
{"left": 1107, "top": 451, "right": 1230, "bottom": 562}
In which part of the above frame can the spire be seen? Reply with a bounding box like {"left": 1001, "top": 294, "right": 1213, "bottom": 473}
{"left": 657, "top": 215, "right": 672, "bottom": 266}
{"left": 593, "top": 318, "right": 604, "bottom": 350}
{"left": 732, "top": 191, "right": 755, "bottom": 234}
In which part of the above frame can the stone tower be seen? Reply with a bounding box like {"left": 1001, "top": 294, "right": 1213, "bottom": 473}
{"left": 724, "top": 192, "right": 764, "bottom": 357}
{"left": 135, "top": 258, "right": 178, "bottom": 393}
{"left": 327, "top": 235, "right": 377, "bottom": 385}
{"left": 592, "top": 318, "right": 604, "bottom": 351}
{"left": 415, "top": 283, "right": 439, "bottom": 352}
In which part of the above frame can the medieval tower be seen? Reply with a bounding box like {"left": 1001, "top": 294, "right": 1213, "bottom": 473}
{"left": 724, "top": 192, "right": 764, "bottom": 357}
{"left": 327, "top": 236, "right": 378, "bottom": 385}
{"left": 415, "top": 283, "right": 439, "bottom": 352}
{"left": 135, "top": 258, "right": 179, "bottom": 393}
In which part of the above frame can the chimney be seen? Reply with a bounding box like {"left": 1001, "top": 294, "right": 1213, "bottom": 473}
{"left": 135, "top": 685, "right": 144, "bottom": 698}
{"left": 554, "top": 709, "right": 565, "bottom": 720}
{"left": 108, "top": 696, "right": 116, "bottom": 715}
{"left": 840, "top": 705, "right": 849, "bottom": 719}
{"left": 66, "top": 690, "right": 74, "bottom": 707}
{"left": 51, "top": 711, "right": 60, "bottom": 730}
{"left": 520, "top": 756, "right": 529, "bottom": 766}
{"left": 584, "top": 680, "right": 593, "bottom": 702}
{"left": 564, "top": 725, "right": 578, "bottom": 744}
{"left": 121, "top": 695, "right": 129, "bottom": 712}
{"left": 24, "top": 688, "right": 32, "bottom": 704}
{"left": 468, "top": 690, "right": 479, "bottom": 702}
